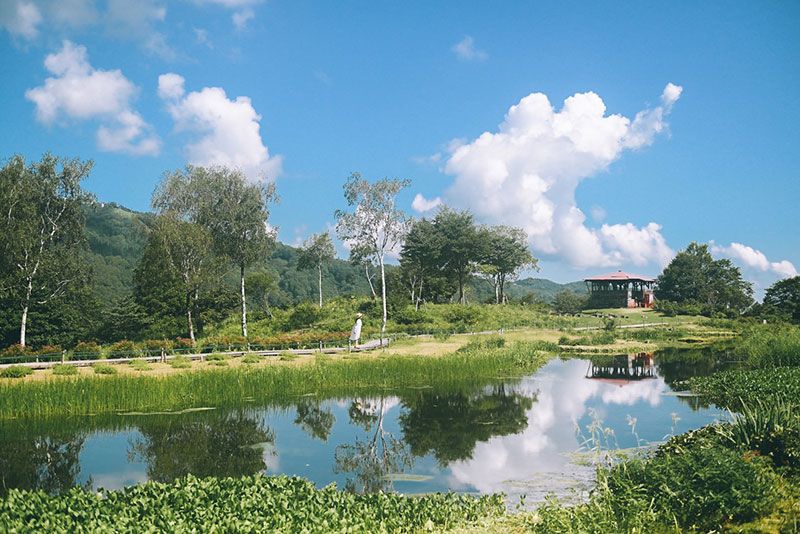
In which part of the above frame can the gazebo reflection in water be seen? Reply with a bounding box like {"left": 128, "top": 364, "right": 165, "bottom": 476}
{"left": 586, "top": 353, "right": 655, "bottom": 385}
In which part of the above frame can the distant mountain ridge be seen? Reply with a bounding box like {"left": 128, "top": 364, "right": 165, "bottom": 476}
{"left": 84, "top": 202, "right": 586, "bottom": 305}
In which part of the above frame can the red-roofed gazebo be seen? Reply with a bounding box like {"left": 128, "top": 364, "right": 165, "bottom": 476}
{"left": 584, "top": 270, "right": 655, "bottom": 308}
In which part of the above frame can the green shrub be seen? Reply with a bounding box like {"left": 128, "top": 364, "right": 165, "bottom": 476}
{"left": 205, "top": 353, "right": 227, "bottom": 362}
{"left": 92, "top": 363, "right": 118, "bottom": 375}
{"left": 433, "top": 331, "right": 452, "bottom": 342}
{"left": 72, "top": 341, "right": 102, "bottom": 360}
{"left": 173, "top": 337, "right": 195, "bottom": 352}
{"left": 169, "top": 356, "right": 192, "bottom": 369}
{"left": 285, "top": 302, "right": 322, "bottom": 330}
{"left": 393, "top": 306, "right": 428, "bottom": 325}
{"left": 209, "top": 360, "right": 228, "bottom": 367}
{"left": 143, "top": 339, "right": 173, "bottom": 355}
{"left": 241, "top": 354, "right": 261, "bottom": 364}
{"left": 51, "top": 364, "right": 77, "bottom": 376}
{"left": 129, "top": 360, "right": 152, "bottom": 372}
{"left": 108, "top": 340, "right": 139, "bottom": 358}
{"left": 0, "top": 365, "right": 33, "bottom": 378}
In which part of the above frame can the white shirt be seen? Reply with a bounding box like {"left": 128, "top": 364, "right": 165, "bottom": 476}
{"left": 349, "top": 318, "right": 362, "bottom": 341}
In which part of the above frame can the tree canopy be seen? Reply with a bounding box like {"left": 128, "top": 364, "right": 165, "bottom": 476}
{"left": 763, "top": 276, "right": 800, "bottom": 323}
{"left": 0, "top": 154, "right": 93, "bottom": 346}
{"left": 656, "top": 242, "right": 753, "bottom": 314}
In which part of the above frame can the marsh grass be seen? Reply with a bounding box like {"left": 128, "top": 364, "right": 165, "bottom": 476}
{"left": 0, "top": 341, "right": 552, "bottom": 419}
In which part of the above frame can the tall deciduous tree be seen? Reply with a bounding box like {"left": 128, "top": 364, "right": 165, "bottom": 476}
{"left": 763, "top": 276, "right": 800, "bottom": 323}
{"left": 481, "top": 225, "right": 538, "bottom": 304}
{"left": 153, "top": 166, "right": 277, "bottom": 338}
{"left": 399, "top": 218, "right": 448, "bottom": 308}
{"left": 0, "top": 154, "right": 92, "bottom": 346}
{"left": 335, "top": 173, "right": 410, "bottom": 338}
{"left": 433, "top": 208, "right": 485, "bottom": 305}
{"left": 149, "top": 216, "right": 218, "bottom": 343}
{"left": 297, "top": 232, "right": 336, "bottom": 308}
{"left": 656, "top": 242, "right": 753, "bottom": 313}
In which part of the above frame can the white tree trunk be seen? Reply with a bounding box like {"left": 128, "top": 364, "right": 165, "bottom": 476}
{"left": 365, "top": 264, "right": 377, "bottom": 299}
{"left": 19, "top": 278, "right": 33, "bottom": 347}
{"left": 187, "top": 304, "right": 196, "bottom": 343}
{"left": 379, "top": 256, "right": 387, "bottom": 341}
{"left": 318, "top": 264, "right": 323, "bottom": 308}
{"left": 19, "top": 305, "right": 29, "bottom": 348}
{"left": 240, "top": 264, "right": 248, "bottom": 338}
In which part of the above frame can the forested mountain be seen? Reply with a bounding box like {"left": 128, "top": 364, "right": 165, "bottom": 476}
{"left": 85, "top": 202, "right": 372, "bottom": 306}
{"left": 85, "top": 202, "right": 585, "bottom": 305}
{"left": 507, "top": 278, "right": 588, "bottom": 301}
{"left": 86, "top": 203, "right": 154, "bottom": 302}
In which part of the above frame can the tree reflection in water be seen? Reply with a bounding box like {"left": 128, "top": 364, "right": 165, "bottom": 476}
{"left": 294, "top": 401, "right": 335, "bottom": 441}
{"left": 400, "top": 384, "right": 535, "bottom": 465}
{"left": 129, "top": 410, "right": 274, "bottom": 482}
{"left": 0, "top": 434, "right": 86, "bottom": 495}
{"left": 334, "top": 398, "right": 412, "bottom": 493}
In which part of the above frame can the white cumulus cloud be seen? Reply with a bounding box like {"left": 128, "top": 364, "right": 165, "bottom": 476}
{"left": 443, "top": 84, "right": 682, "bottom": 269}
{"left": 25, "top": 40, "right": 160, "bottom": 156}
{"left": 451, "top": 36, "right": 487, "bottom": 61}
{"left": 711, "top": 242, "right": 798, "bottom": 279}
{"left": 0, "top": 0, "right": 42, "bottom": 39}
{"left": 411, "top": 194, "right": 442, "bottom": 213}
{"left": 159, "top": 72, "right": 282, "bottom": 182}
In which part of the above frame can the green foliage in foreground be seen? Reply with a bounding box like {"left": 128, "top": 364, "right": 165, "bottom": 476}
{"left": 732, "top": 325, "right": 800, "bottom": 367}
{"left": 0, "top": 341, "right": 552, "bottom": 419}
{"left": 0, "top": 474, "right": 503, "bottom": 533}
{"left": 690, "top": 367, "right": 800, "bottom": 410}
{"left": 530, "top": 396, "right": 800, "bottom": 532}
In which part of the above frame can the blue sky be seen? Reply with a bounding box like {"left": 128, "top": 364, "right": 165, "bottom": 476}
{"left": 1, "top": 1, "right": 798, "bottom": 292}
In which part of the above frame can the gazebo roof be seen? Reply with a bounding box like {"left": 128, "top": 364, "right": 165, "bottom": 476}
{"left": 584, "top": 270, "right": 655, "bottom": 282}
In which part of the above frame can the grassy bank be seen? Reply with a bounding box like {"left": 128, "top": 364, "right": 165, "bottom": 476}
{"left": 0, "top": 474, "right": 503, "bottom": 532}
{"left": 0, "top": 338, "right": 554, "bottom": 419}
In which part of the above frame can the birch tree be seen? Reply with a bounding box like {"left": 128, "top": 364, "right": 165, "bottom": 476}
{"left": 149, "top": 216, "right": 217, "bottom": 343}
{"left": 153, "top": 166, "right": 277, "bottom": 338}
{"left": 297, "top": 232, "right": 335, "bottom": 308}
{"left": 0, "top": 154, "right": 91, "bottom": 347}
{"left": 335, "top": 173, "right": 410, "bottom": 338}
{"left": 481, "top": 225, "right": 537, "bottom": 304}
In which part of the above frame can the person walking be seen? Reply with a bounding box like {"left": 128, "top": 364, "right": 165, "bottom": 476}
{"left": 349, "top": 313, "right": 363, "bottom": 351}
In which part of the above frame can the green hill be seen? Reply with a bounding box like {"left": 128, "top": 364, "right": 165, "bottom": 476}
{"left": 84, "top": 202, "right": 585, "bottom": 306}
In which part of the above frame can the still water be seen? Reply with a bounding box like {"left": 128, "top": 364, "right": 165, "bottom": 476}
{"left": 0, "top": 350, "right": 735, "bottom": 504}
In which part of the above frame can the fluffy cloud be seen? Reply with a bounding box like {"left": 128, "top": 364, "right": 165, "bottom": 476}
{"left": 444, "top": 84, "right": 682, "bottom": 269}
{"left": 451, "top": 36, "right": 487, "bottom": 61}
{"left": 411, "top": 194, "right": 442, "bottom": 213}
{"left": 0, "top": 1, "right": 42, "bottom": 39}
{"left": 25, "top": 40, "right": 160, "bottom": 155}
{"left": 159, "top": 72, "right": 282, "bottom": 181}
{"left": 711, "top": 242, "right": 797, "bottom": 279}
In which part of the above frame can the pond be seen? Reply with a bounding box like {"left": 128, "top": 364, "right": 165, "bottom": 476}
{"left": 0, "top": 349, "right": 737, "bottom": 505}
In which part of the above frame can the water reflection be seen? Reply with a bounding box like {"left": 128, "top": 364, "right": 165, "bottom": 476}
{"left": 129, "top": 411, "right": 274, "bottom": 482}
{"left": 294, "top": 401, "right": 335, "bottom": 442}
{"left": 0, "top": 434, "right": 86, "bottom": 494}
{"left": 334, "top": 398, "right": 412, "bottom": 493}
{"left": 0, "top": 349, "right": 729, "bottom": 502}
{"left": 400, "top": 385, "right": 534, "bottom": 465}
